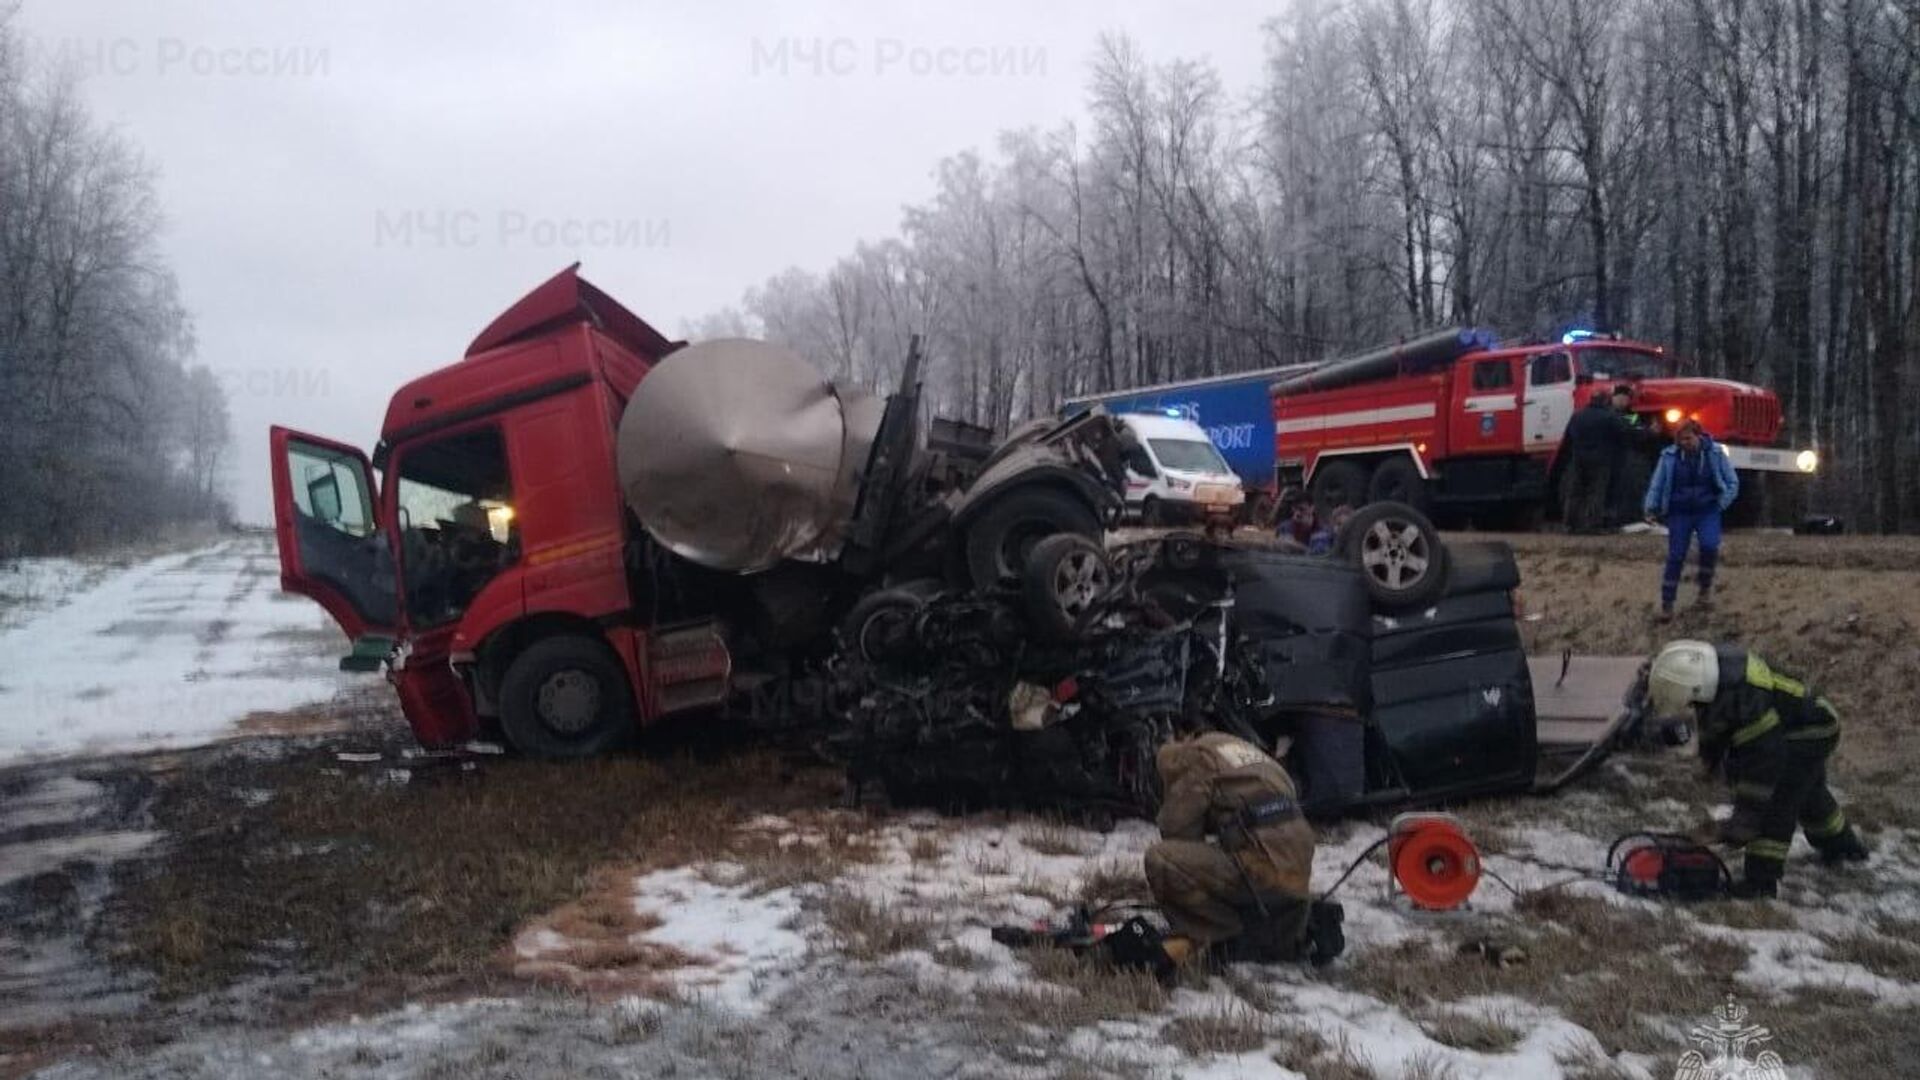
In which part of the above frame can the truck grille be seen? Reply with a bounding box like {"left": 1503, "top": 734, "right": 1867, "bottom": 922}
{"left": 1730, "top": 395, "right": 1778, "bottom": 441}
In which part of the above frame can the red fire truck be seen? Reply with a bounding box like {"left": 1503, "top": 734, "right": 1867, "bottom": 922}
{"left": 1271, "top": 329, "right": 1818, "bottom": 524}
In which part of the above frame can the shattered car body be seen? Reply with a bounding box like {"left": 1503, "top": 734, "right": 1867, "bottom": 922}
{"left": 828, "top": 533, "right": 1541, "bottom": 819}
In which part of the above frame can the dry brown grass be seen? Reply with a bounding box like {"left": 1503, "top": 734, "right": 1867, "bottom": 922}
{"left": 727, "top": 809, "right": 883, "bottom": 893}
{"left": 1690, "top": 899, "right": 1798, "bottom": 931}
{"left": 1416, "top": 1006, "right": 1523, "bottom": 1054}
{"left": 107, "top": 740, "right": 842, "bottom": 1000}
{"left": 907, "top": 832, "right": 946, "bottom": 863}
{"left": 1164, "top": 1001, "right": 1277, "bottom": 1056}
{"left": 1021, "top": 819, "right": 1091, "bottom": 857}
{"left": 1821, "top": 931, "right": 1920, "bottom": 981}
{"left": 1075, "top": 858, "right": 1151, "bottom": 907}
{"left": 819, "top": 891, "right": 939, "bottom": 961}
{"left": 1271, "top": 1027, "right": 1376, "bottom": 1080}
{"left": 978, "top": 947, "right": 1170, "bottom": 1030}
{"left": 1337, "top": 892, "right": 1749, "bottom": 1057}
{"left": 1402, "top": 1050, "right": 1460, "bottom": 1080}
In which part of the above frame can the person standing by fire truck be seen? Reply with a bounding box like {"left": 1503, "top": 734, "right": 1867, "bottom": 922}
{"left": 1563, "top": 388, "right": 1625, "bottom": 533}
{"left": 1644, "top": 420, "right": 1739, "bottom": 620}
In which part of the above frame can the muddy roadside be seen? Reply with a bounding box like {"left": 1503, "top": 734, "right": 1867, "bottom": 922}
{"left": 6, "top": 530, "right": 1919, "bottom": 1077}
{"left": 0, "top": 683, "right": 847, "bottom": 1074}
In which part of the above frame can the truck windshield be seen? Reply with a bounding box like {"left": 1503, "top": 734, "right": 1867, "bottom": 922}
{"left": 1574, "top": 347, "right": 1674, "bottom": 380}
{"left": 1150, "top": 438, "right": 1231, "bottom": 475}
{"left": 395, "top": 428, "right": 518, "bottom": 627}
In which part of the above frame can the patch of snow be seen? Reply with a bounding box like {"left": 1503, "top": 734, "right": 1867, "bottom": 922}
{"left": 0, "top": 829, "right": 159, "bottom": 887}
{"left": 0, "top": 556, "right": 95, "bottom": 631}
{"left": 624, "top": 866, "right": 807, "bottom": 1012}
{"left": 0, "top": 537, "right": 357, "bottom": 765}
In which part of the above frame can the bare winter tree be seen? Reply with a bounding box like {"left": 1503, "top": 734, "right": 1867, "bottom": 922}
{"left": 0, "top": 8, "right": 232, "bottom": 556}
{"left": 696, "top": 4, "right": 1920, "bottom": 529}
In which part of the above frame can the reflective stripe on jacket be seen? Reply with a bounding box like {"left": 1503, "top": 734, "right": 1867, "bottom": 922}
{"left": 1699, "top": 647, "right": 1840, "bottom": 765}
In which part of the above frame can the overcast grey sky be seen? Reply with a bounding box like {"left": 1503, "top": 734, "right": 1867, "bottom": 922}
{"left": 17, "top": 1, "right": 1275, "bottom": 523}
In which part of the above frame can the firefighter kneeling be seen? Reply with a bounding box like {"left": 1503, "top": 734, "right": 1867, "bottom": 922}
{"left": 1648, "top": 640, "right": 1871, "bottom": 898}
{"left": 1144, "top": 733, "right": 1344, "bottom": 967}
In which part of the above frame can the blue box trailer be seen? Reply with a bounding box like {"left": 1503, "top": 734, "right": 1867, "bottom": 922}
{"left": 1061, "top": 364, "right": 1315, "bottom": 502}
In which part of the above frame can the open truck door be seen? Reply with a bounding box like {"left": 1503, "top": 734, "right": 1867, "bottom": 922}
{"left": 270, "top": 426, "right": 399, "bottom": 670}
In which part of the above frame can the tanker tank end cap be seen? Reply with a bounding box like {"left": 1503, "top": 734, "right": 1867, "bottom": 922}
{"left": 617, "top": 337, "right": 869, "bottom": 573}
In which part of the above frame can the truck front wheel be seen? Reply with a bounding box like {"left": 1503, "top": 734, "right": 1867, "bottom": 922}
{"left": 1310, "top": 460, "right": 1370, "bottom": 511}
{"left": 1367, "top": 456, "right": 1431, "bottom": 515}
{"left": 498, "top": 636, "right": 635, "bottom": 759}
{"left": 963, "top": 489, "right": 1102, "bottom": 590}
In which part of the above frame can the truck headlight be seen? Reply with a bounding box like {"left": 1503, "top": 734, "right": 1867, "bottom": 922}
{"left": 1663, "top": 408, "right": 1684, "bottom": 425}
{"left": 1796, "top": 449, "right": 1818, "bottom": 473}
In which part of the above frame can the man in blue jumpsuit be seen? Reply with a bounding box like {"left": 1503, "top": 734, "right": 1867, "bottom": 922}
{"left": 1643, "top": 420, "right": 1739, "bottom": 621}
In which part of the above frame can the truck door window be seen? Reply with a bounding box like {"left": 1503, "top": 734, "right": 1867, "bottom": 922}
{"left": 1124, "top": 444, "right": 1159, "bottom": 478}
{"left": 1530, "top": 354, "right": 1572, "bottom": 385}
{"left": 1471, "top": 360, "right": 1513, "bottom": 391}
{"left": 284, "top": 438, "right": 396, "bottom": 626}
{"left": 394, "top": 428, "right": 517, "bottom": 627}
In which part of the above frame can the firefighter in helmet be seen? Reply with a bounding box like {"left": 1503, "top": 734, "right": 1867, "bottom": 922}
{"left": 1144, "top": 733, "right": 1343, "bottom": 966}
{"left": 1647, "top": 640, "right": 1870, "bottom": 897}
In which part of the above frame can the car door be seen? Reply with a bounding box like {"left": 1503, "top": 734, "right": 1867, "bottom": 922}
{"left": 270, "top": 426, "right": 398, "bottom": 655}
{"left": 1523, "top": 352, "right": 1575, "bottom": 452}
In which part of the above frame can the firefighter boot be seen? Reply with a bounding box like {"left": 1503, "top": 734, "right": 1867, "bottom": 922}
{"left": 1306, "top": 901, "right": 1345, "bottom": 967}
{"left": 1694, "top": 585, "right": 1714, "bottom": 612}
{"left": 1819, "top": 829, "right": 1871, "bottom": 867}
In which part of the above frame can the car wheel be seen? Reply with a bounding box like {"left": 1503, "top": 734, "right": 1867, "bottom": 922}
{"left": 1022, "top": 533, "right": 1113, "bottom": 642}
{"left": 1367, "top": 456, "right": 1431, "bottom": 516}
{"left": 498, "top": 635, "right": 635, "bottom": 759}
{"left": 839, "top": 588, "right": 927, "bottom": 665}
{"left": 1311, "top": 460, "right": 1370, "bottom": 512}
{"left": 963, "top": 488, "right": 1102, "bottom": 591}
{"left": 1339, "top": 501, "right": 1449, "bottom": 612}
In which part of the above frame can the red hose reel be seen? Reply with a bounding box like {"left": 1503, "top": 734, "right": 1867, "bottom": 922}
{"left": 1386, "top": 813, "right": 1483, "bottom": 911}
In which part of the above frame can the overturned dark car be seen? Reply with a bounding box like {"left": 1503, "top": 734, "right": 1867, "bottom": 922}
{"left": 827, "top": 517, "right": 1541, "bottom": 820}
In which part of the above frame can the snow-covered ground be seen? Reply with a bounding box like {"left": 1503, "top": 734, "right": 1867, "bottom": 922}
{"left": 0, "top": 536, "right": 354, "bottom": 764}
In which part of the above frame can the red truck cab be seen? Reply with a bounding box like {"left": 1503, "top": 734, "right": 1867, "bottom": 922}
{"left": 270, "top": 265, "right": 727, "bottom": 754}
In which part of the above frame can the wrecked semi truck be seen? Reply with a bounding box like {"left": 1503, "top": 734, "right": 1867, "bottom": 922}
{"left": 270, "top": 265, "right": 1583, "bottom": 819}
{"left": 271, "top": 265, "right": 1135, "bottom": 757}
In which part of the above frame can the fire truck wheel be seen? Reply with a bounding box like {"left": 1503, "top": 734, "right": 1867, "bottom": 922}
{"left": 1022, "top": 533, "right": 1114, "bottom": 642}
{"left": 498, "top": 635, "right": 635, "bottom": 759}
{"left": 964, "top": 488, "right": 1102, "bottom": 590}
{"left": 1367, "top": 456, "right": 1432, "bottom": 515}
{"left": 1310, "top": 460, "right": 1370, "bottom": 512}
{"left": 840, "top": 588, "right": 928, "bottom": 665}
{"left": 1338, "top": 501, "right": 1449, "bottom": 612}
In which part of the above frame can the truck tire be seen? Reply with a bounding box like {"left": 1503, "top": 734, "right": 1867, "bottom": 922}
{"left": 1022, "top": 533, "right": 1114, "bottom": 642}
{"left": 839, "top": 587, "right": 927, "bottom": 665}
{"left": 963, "top": 488, "right": 1102, "bottom": 590}
{"left": 1311, "top": 460, "right": 1370, "bottom": 512}
{"left": 1367, "top": 456, "right": 1431, "bottom": 515}
{"left": 1336, "top": 501, "right": 1449, "bottom": 613}
{"left": 498, "top": 635, "right": 635, "bottom": 759}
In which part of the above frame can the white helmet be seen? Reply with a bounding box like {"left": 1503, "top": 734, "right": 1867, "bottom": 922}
{"left": 1647, "top": 640, "right": 1719, "bottom": 718}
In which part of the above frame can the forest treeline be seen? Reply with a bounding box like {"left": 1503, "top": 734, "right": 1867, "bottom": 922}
{"left": 698, "top": 0, "right": 1920, "bottom": 530}
{"left": 0, "top": 9, "right": 230, "bottom": 557}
